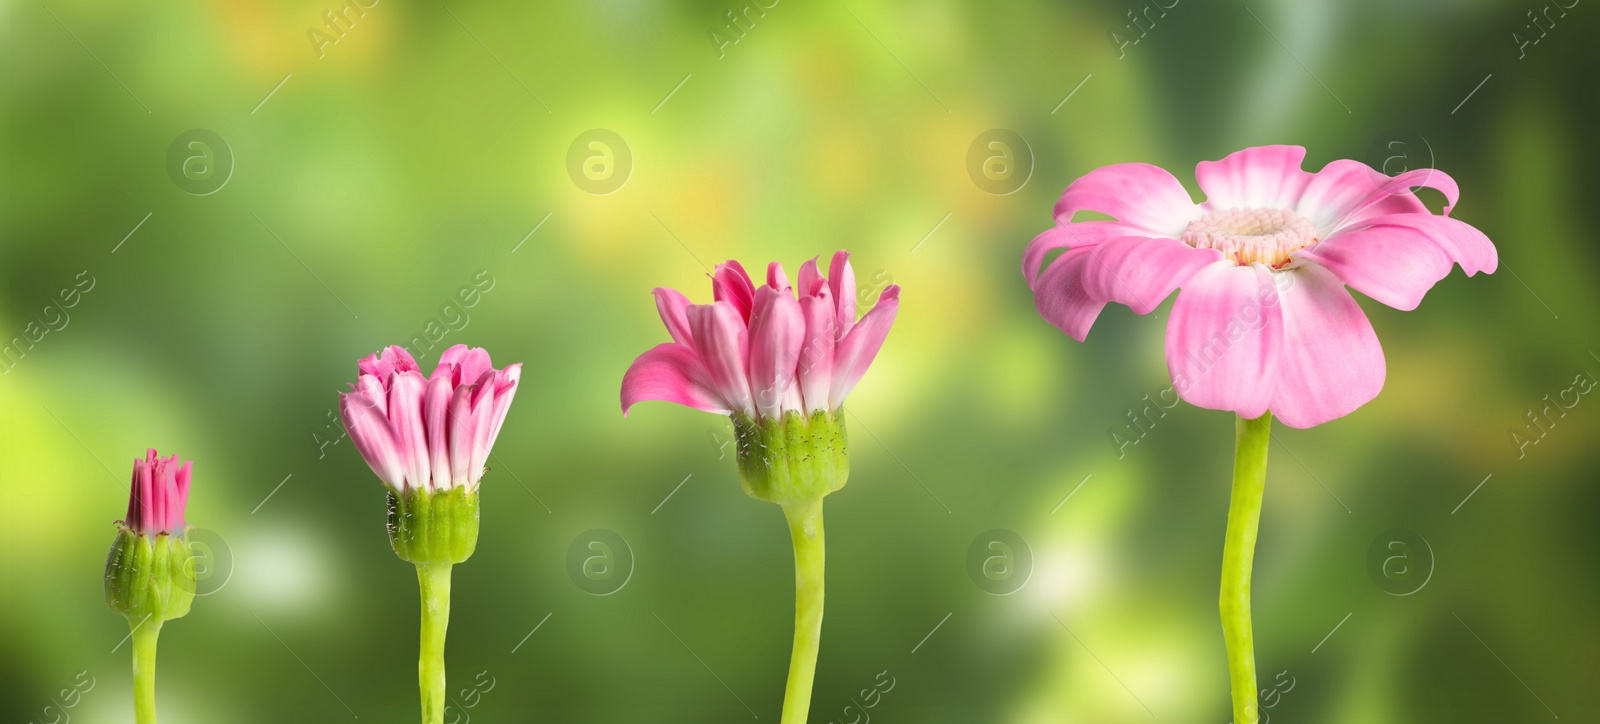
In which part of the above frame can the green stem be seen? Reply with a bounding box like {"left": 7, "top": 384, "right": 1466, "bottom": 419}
{"left": 417, "top": 563, "right": 453, "bottom": 724}
{"left": 130, "top": 617, "right": 162, "bottom": 724}
{"left": 1222, "top": 412, "right": 1271, "bottom": 724}
{"left": 780, "top": 498, "right": 826, "bottom": 724}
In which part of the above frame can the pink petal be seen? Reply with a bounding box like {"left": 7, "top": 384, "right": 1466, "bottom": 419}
{"left": 1296, "top": 224, "right": 1455, "bottom": 311}
{"left": 1081, "top": 236, "right": 1222, "bottom": 315}
{"left": 423, "top": 373, "right": 453, "bottom": 488}
{"left": 136, "top": 458, "right": 155, "bottom": 532}
{"left": 387, "top": 370, "right": 430, "bottom": 490}
{"left": 1195, "top": 145, "right": 1312, "bottom": 210}
{"left": 828, "top": 251, "right": 857, "bottom": 336}
{"left": 620, "top": 343, "right": 730, "bottom": 416}
{"left": 712, "top": 260, "right": 756, "bottom": 322}
{"left": 830, "top": 285, "right": 899, "bottom": 407}
{"left": 1296, "top": 162, "right": 1459, "bottom": 234}
{"left": 746, "top": 284, "right": 804, "bottom": 420}
{"left": 766, "top": 261, "right": 791, "bottom": 291}
{"left": 435, "top": 345, "right": 469, "bottom": 379}
{"left": 341, "top": 391, "right": 406, "bottom": 490}
{"left": 1165, "top": 262, "right": 1283, "bottom": 419}
{"left": 1032, "top": 246, "right": 1106, "bottom": 342}
{"left": 797, "top": 257, "right": 824, "bottom": 297}
{"left": 447, "top": 383, "right": 477, "bottom": 487}
{"left": 386, "top": 346, "right": 420, "bottom": 373}
{"left": 1052, "top": 162, "right": 1200, "bottom": 235}
{"left": 1353, "top": 212, "right": 1497, "bottom": 276}
{"left": 797, "top": 288, "right": 837, "bottom": 414}
{"left": 1269, "top": 264, "right": 1386, "bottom": 428}
{"left": 485, "top": 363, "right": 520, "bottom": 453}
{"left": 652, "top": 288, "right": 694, "bottom": 346}
{"left": 174, "top": 460, "right": 191, "bottom": 529}
{"left": 1022, "top": 221, "right": 1146, "bottom": 289}
{"left": 151, "top": 457, "right": 169, "bottom": 532}
{"left": 363, "top": 345, "right": 419, "bottom": 380}
{"left": 355, "top": 374, "right": 388, "bottom": 417}
{"left": 467, "top": 373, "right": 496, "bottom": 486}
{"left": 688, "top": 301, "right": 755, "bottom": 416}
{"left": 356, "top": 351, "right": 383, "bottom": 379}
{"left": 446, "top": 346, "right": 493, "bottom": 388}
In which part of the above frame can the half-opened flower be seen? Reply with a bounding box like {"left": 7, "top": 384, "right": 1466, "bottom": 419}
{"left": 1023, "top": 145, "right": 1497, "bottom": 428}
{"left": 622, "top": 251, "right": 899, "bottom": 423}
{"left": 339, "top": 344, "right": 521, "bottom": 495}
{"left": 620, "top": 251, "right": 901, "bottom": 722}
{"left": 621, "top": 251, "right": 899, "bottom": 501}
{"left": 336, "top": 343, "right": 521, "bottom": 724}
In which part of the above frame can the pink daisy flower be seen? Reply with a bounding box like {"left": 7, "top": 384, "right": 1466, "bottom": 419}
{"left": 1023, "top": 145, "right": 1497, "bottom": 428}
{"left": 621, "top": 250, "right": 900, "bottom": 421}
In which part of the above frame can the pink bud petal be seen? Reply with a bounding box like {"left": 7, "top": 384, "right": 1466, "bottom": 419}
{"left": 652, "top": 288, "right": 694, "bottom": 346}
{"left": 423, "top": 373, "right": 453, "bottom": 488}
{"left": 798, "top": 287, "right": 837, "bottom": 414}
{"left": 688, "top": 301, "right": 756, "bottom": 417}
{"left": 747, "top": 284, "right": 804, "bottom": 420}
{"left": 830, "top": 284, "right": 899, "bottom": 407}
{"left": 712, "top": 260, "right": 756, "bottom": 322}
{"left": 766, "top": 261, "right": 791, "bottom": 291}
{"left": 341, "top": 391, "right": 406, "bottom": 491}
{"left": 621, "top": 343, "right": 730, "bottom": 416}
{"left": 486, "top": 364, "right": 521, "bottom": 454}
{"left": 828, "top": 251, "right": 856, "bottom": 336}
{"left": 387, "top": 370, "right": 430, "bottom": 490}
{"left": 797, "top": 257, "right": 824, "bottom": 297}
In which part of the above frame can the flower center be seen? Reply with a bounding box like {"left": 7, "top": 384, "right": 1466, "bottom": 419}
{"left": 1180, "top": 208, "right": 1317, "bottom": 267}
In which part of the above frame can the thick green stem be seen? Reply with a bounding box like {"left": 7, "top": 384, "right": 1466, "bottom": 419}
{"left": 417, "top": 563, "right": 453, "bottom": 724}
{"left": 131, "top": 617, "right": 162, "bottom": 724}
{"left": 1222, "top": 412, "right": 1271, "bottom": 723}
{"left": 780, "top": 498, "right": 826, "bottom": 724}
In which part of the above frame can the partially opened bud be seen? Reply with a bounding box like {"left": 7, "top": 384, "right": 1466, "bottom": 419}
{"left": 104, "top": 449, "right": 196, "bottom": 624}
{"left": 339, "top": 344, "right": 521, "bottom": 566}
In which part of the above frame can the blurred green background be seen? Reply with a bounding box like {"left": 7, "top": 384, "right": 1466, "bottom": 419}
{"left": 2, "top": 0, "right": 1597, "bottom": 721}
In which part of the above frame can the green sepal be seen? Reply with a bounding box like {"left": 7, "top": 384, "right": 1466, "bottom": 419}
{"left": 387, "top": 485, "right": 480, "bottom": 565}
{"left": 732, "top": 409, "right": 849, "bottom": 505}
{"left": 104, "top": 526, "right": 196, "bottom": 624}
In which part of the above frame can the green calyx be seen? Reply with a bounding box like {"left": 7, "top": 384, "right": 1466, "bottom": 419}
{"left": 732, "top": 409, "right": 849, "bottom": 506}
{"left": 387, "top": 485, "right": 480, "bottom": 565}
{"left": 104, "top": 527, "right": 196, "bottom": 625}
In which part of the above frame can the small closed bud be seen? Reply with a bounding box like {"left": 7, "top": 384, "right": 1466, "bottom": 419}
{"left": 387, "top": 485, "right": 480, "bottom": 565}
{"left": 732, "top": 409, "right": 849, "bottom": 505}
{"left": 106, "top": 449, "right": 197, "bottom": 624}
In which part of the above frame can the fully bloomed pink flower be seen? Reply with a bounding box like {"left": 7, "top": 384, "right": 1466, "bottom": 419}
{"left": 123, "top": 449, "right": 191, "bottom": 535}
{"left": 622, "top": 251, "right": 900, "bottom": 421}
{"left": 339, "top": 344, "right": 521, "bottom": 493}
{"left": 1023, "top": 145, "right": 1497, "bottom": 428}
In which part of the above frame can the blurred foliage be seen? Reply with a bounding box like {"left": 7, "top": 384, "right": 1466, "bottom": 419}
{"left": 1, "top": 0, "right": 1597, "bottom": 721}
